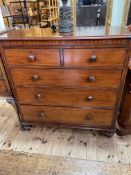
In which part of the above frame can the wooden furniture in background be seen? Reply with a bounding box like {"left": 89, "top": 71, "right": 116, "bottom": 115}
{"left": 117, "top": 57, "right": 131, "bottom": 135}
{"left": 0, "top": 27, "right": 130, "bottom": 137}
{"left": 0, "top": 55, "right": 11, "bottom": 96}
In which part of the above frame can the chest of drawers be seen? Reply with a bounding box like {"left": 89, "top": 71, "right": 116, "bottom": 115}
{"left": 117, "top": 69, "right": 131, "bottom": 135}
{"left": 0, "top": 27, "right": 131, "bottom": 137}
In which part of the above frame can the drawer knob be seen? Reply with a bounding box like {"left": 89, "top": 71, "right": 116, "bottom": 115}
{"left": 32, "top": 75, "right": 39, "bottom": 81}
{"left": 89, "top": 55, "right": 97, "bottom": 62}
{"left": 38, "top": 111, "right": 46, "bottom": 118}
{"left": 87, "top": 75, "right": 96, "bottom": 82}
{"left": 86, "top": 96, "right": 93, "bottom": 101}
{"left": 85, "top": 113, "right": 92, "bottom": 120}
{"left": 36, "top": 93, "right": 42, "bottom": 99}
{"left": 28, "top": 54, "right": 36, "bottom": 61}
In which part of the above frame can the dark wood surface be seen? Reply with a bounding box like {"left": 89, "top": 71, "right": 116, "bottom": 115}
{"left": 117, "top": 70, "right": 131, "bottom": 136}
{"left": 20, "top": 105, "right": 114, "bottom": 128}
{"left": 64, "top": 48, "right": 126, "bottom": 67}
{"left": 15, "top": 87, "right": 117, "bottom": 107}
{"left": 0, "top": 26, "right": 130, "bottom": 135}
{"left": 10, "top": 68, "right": 122, "bottom": 88}
{"left": 0, "top": 26, "right": 131, "bottom": 40}
{"left": 4, "top": 48, "right": 60, "bottom": 66}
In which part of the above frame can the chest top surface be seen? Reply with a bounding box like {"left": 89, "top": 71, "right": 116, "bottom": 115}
{"left": 0, "top": 26, "right": 131, "bottom": 41}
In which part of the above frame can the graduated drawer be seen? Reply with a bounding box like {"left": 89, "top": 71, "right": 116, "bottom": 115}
{"left": 16, "top": 87, "right": 117, "bottom": 107}
{"left": 20, "top": 105, "right": 114, "bottom": 127}
{"left": 10, "top": 68, "right": 122, "bottom": 88}
{"left": 4, "top": 49, "right": 60, "bottom": 66}
{"left": 64, "top": 48, "right": 126, "bottom": 67}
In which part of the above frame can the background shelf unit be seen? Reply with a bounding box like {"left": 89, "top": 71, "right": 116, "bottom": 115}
{"left": 1, "top": 0, "right": 59, "bottom": 28}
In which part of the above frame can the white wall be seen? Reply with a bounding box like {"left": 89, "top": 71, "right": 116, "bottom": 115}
{"left": 0, "top": 8, "right": 6, "bottom": 32}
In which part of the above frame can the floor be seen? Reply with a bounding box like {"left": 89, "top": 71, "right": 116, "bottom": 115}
{"left": 0, "top": 150, "right": 131, "bottom": 175}
{"left": 0, "top": 98, "right": 131, "bottom": 172}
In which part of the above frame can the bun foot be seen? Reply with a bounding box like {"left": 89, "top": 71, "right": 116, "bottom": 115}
{"left": 20, "top": 123, "right": 32, "bottom": 131}
{"left": 98, "top": 131, "right": 115, "bottom": 138}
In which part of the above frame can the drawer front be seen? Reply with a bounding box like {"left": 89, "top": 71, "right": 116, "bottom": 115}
{"left": 21, "top": 105, "right": 114, "bottom": 127}
{"left": 11, "top": 68, "right": 122, "bottom": 88}
{"left": 64, "top": 48, "right": 126, "bottom": 67}
{"left": 4, "top": 49, "right": 60, "bottom": 66}
{"left": 16, "top": 87, "right": 117, "bottom": 107}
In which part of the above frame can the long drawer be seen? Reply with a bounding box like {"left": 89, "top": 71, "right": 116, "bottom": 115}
{"left": 20, "top": 105, "right": 114, "bottom": 127}
{"left": 4, "top": 49, "right": 60, "bottom": 66}
{"left": 10, "top": 68, "right": 122, "bottom": 88}
{"left": 16, "top": 87, "right": 117, "bottom": 107}
{"left": 64, "top": 48, "right": 126, "bottom": 67}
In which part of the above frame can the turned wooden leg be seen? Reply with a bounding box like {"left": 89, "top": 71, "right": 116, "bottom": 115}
{"left": 98, "top": 130, "right": 115, "bottom": 138}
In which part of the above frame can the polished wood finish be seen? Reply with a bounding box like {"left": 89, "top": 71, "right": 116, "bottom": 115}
{"left": 5, "top": 49, "right": 60, "bottom": 66}
{"left": 16, "top": 87, "right": 117, "bottom": 107}
{"left": 21, "top": 105, "right": 114, "bottom": 127}
{"left": 0, "top": 27, "right": 131, "bottom": 135}
{"left": 0, "top": 26, "right": 131, "bottom": 39}
{"left": 10, "top": 68, "right": 122, "bottom": 88}
{"left": 64, "top": 48, "right": 126, "bottom": 67}
{"left": 117, "top": 70, "right": 131, "bottom": 135}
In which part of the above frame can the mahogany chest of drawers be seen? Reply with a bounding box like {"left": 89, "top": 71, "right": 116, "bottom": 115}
{"left": 117, "top": 69, "right": 131, "bottom": 135}
{"left": 0, "top": 27, "right": 131, "bottom": 136}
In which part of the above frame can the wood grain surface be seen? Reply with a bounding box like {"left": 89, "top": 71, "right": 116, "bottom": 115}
{"left": 5, "top": 48, "right": 60, "bottom": 66}
{"left": 64, "top": 48, "right": 126, "bottom": 67}
{"left": 0, "top": 99, "right": 131, "bottom": 165}
{"left": 10, "top": 68, "right": 122, "bottom": 88}
{"left": 0, "top": 150, "right": 131, "bottom": 175}
{"left": 20, "top": 105, "right": 114, "bottom": 127}
{"left": 15, "top": 87, "right": 117, "bottom": 107}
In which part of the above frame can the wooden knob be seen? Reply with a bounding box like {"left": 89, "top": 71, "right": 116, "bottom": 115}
{"left": 31, "top": 75, "right": 39, "bottom": 81}
{"left": 89, "top": 55, "right": 97, "bottom": 63}
{"left": 36, "top": 93, "right": 42, "bottom": 99}
{"left": 38, "top": 111, "right": 46, "bottom": 118}
{"left": 87, "top": 75, "right": 96, "bottom": 82}
{"left": 28, "top": 54, "right": 36, "bottom": 61}
{"left": 86, "top": 96, "right": 93, "bottom": 101}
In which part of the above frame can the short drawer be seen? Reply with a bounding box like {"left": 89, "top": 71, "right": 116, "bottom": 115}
{"left": 16, "top": 87, "right": 117, "bottom": 107}
{"left": 4, "top": 49, "right": 60, "bottom": 66}
{"left": 64, "top": 48, "right": 126, "bottom": 67}
{"left": 20, "top": 105, "right": 114, "bottom": 127}
{"left": 11, "top": 68, "right": 122, "bottom": 88}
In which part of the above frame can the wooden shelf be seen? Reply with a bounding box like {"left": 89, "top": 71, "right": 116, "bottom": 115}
{"left": 7, "top": 0, "right": 59, "bottom": 27}
{"left": 10, "top": 1, "right": 37, "bottom": 3}
{"left": 40, "top": 0, "right": 59, "bottom": 26}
